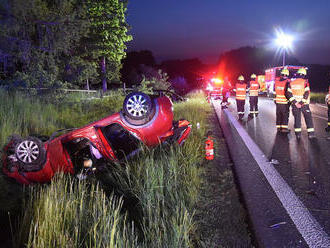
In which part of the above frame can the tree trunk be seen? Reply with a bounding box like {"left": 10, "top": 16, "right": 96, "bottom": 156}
{"left": 86, "top": 78, "right": 90, "bottom": 91}
{"left": 101, "top": 56, "right": 107, "bottom": 92}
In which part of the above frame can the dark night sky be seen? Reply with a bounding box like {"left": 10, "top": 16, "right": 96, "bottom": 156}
{"left": 127, "top": 0, "right": 330, "bottom": 65}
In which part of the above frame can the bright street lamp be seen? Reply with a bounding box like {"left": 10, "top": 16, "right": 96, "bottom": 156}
{"left": 275, "top": 32, "right": 294, "bottom": 66}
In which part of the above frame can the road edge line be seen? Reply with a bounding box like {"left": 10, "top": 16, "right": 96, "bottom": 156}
{"left": 218, "top": 106, "right": 330, "bottom": 248}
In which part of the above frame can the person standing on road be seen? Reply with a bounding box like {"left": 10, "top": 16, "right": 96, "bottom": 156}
{"left": 248, "top": 74, "right": 260, "bottom": 118}
{"left": 287, "top": 68, "right": 315, "bottom": 139}
{"left": 274, "top": 68, "right": 290, "bottom": 133}
{"left": 221, "top": 76, "right": 231, "bottom": 109}
{"left": 326, "top": 85, "right": 330, "bottom": 132}
{"left": 234, "top": 75, "right": 247, "bottom": 120}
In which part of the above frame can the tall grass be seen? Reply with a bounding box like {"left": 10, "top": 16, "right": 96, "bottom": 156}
{"left": 1, "top": 90, "right": 211, "bottom": 247}
{"left": 0, "top": 90, "right": 125, "bottom": 147}
{"left": 310, "top": 92, "right": 327, "bottom": 104}
{"left": 14, "top": 174, "right": 138, "bottom": 248}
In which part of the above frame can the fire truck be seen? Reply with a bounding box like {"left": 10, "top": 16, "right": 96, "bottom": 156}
{"left": 265, "top": 65, "right": 308, "bottom": 97}
{"left": 206, "top": 78, "right": 223, "bottom": 100}
{"left": 257, "top": 75, "right": 266, "bottom": 95}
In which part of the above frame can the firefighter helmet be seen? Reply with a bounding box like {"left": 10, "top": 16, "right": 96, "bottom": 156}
{"left": 238, "top": 75, "right": 244, "bottom": 81}
{"left": 250, "top": 74, "right": 257, "bottom": 79}
{"left": 297, "top": 68, "right": 307, "bottom": 75}
{"left": 281, "top": 68, "right": 289, "bottom": 76}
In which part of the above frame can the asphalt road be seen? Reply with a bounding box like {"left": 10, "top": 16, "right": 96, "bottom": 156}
{"left": 218, "top": 96, "right": 330, "bottom": 238}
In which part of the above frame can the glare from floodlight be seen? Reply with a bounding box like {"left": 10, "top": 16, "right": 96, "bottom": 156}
{"left": 274, "top": 29, "right": 295, "bottom": 66}
{"left": 276, "top": 33, "right": 294, "bottom": 49}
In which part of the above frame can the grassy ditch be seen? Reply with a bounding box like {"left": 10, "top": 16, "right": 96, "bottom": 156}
{"left": 194, "top": 113, "right": 253, "bottom": 247}
{"left": 0, "top": 90, "right": 210, "bottom": 247}
{"left": 0, "top": 90, "right": 251, "bottom": 247}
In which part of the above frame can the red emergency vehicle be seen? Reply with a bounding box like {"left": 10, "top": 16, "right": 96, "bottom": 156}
{"left": 206, "top": 78, "right": 223, "bottom": 100}
{"left": 257, "top": 75, "right": 266, "bottom": 95}
{"left": 265, "top": 65, "right": 308, "bottom": 97}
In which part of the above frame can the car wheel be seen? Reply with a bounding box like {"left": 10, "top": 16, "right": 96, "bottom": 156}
{"left": 15, "top": 137, "right": 46, "bottom": 171}
{"left": 5, "top": 135, "right": 23, "bottom": 155}
{"left": 123, "top": 92, "right": 153, "bottom": 121}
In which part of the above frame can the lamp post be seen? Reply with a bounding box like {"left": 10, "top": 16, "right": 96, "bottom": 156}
{"left": 276, "top": 32, "right": 293, "bottom": 66}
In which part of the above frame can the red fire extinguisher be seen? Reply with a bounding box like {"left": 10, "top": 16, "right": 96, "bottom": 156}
{"left": 205, "top": 131, "right": 214, "bottom": 160}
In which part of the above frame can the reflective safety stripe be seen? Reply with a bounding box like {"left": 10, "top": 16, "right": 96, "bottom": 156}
{"left": 328, "top": 122, "right": 330, "bottom": 126}
{"left": 276, "top": 125, "right": 281, "bottom": 128}
{"left": 295, "top": 128, "right": 302, "bottom": 132}
{"left": 275, "top": 80, "right": 288, "bottom": 104}
{"left": 238, "top": 111, "right": 245, "bottom": 114}
{"left": 305, "top": 87, "right": 310, "bottom": 91}
{"left": 302, "top": 99, "right": 307, "bottom": 103}
{"left": 236, "top": 83, "right": 247, "bottom": 100}
{"left": 289, "top": 97, "right": 295, "bottom": 102}
{"left": 255, "top": 111, "right": 259, "bottom": 113}
{"left": 307, "top": 128, "right": 315, "bottom": 132}
{"left": 275, "top": 96, "right": 288, "bottom": 104}
{"left": 249, "top": 91, "right": 258, "bottom": 96}
{"left": 236, "top": 95, "right": 246, "bottom": 100}
{"left": 281, "top": 125, "right": 288, "bottom": 128}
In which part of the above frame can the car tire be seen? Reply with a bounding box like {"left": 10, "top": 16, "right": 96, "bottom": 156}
{"left": 14, "top": 137, "right": 46, "bottom": 172}
{"left": 5, "top": 135, "right": 23, "bottom": 155}
{"left": 123, "top": 92, "right": 154, "bottom": 123}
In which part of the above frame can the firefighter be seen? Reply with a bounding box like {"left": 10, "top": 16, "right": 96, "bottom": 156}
{"left": 287, "top": 68, "right": 315, "bottom": 139}
{"left": 221, "top": 76, "right": 231, "bottom": 109}
{"left": 274, "top": 68, "right": 290, "bottom": 133}
{"left": 326, "top": 85, "right": 330, "bottom": 132}
{"left": 248, "top": 74, "right": 260, "bottom": 117}
{"left": 234, "top": 75, "right": 247, "bottom": 120}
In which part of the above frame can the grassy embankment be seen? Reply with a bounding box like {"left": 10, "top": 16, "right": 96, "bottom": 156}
{"left": 0, "top": 90, "right": 209, "bottom": 247}
{"left": 310, "top": 92, "right": 327, "bottom": 104}
{"left": 0, "top": 90, "right": 252, "bottom": 247}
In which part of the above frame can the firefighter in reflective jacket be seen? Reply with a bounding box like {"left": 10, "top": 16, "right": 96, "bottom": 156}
{"left": 274, "top": 68, "right": 290, "bottom": 133}
{"left": 249, "top": 74, "right": 260, "bottom": 117}
{"left": 287, "top": 68, "right": 315, "bottom": 139}
{"left": 234, "top": 75, "right": 247, "bottom": 120}
{"left": 326, "top": 85, "right": 330, "bottom": 132}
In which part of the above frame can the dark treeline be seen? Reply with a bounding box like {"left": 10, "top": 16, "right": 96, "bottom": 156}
{"left": 0, "top": 0, "right": 132, "bottom": 91}
{"left": 122, "top": 46, "right": 329, "bottom": 94}
{"left": 121, "top": 50, "right": 210, "bottom": 94}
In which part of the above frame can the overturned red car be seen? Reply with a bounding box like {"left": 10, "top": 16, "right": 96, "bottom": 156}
{"left": 2, "top": 92, "right": 191, "bottom": 185}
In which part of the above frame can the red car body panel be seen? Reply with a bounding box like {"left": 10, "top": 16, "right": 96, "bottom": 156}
{"left": 3, "top": 96, "right": 190, "bottom": 185}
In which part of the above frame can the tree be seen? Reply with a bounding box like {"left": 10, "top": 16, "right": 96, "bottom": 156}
{"left": 0, "top": 0, "right": 92, "bottom": 87}
{"left": 86, "top": 0, "right": 132, "bottom": 91}
{"left": 160, "top": 58, "right": 205, "bottom": 90}
{"left": 121, "top": 50, "right": 156, "bottom": 85}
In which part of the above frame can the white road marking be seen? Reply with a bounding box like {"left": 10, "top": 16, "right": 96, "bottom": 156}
{"left": 313, "top": 114, "right": 328, "bottom": 121}
{"left": 214, "top": 102, "right": 330, "bottom": 248}
{"left": 315, "top": 103, "right": 328, "bottom": 110}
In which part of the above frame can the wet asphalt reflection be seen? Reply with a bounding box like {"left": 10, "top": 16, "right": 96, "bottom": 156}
{"left": 216, "top": 96, "right": 330, "bottom": 235}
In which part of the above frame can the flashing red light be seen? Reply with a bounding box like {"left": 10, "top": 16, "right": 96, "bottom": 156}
{"left": 211, "top": 78, "right": 222, "bottom": 85}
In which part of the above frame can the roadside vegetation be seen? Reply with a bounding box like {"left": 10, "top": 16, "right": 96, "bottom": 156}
{"left": 310, "top": 92, "right": 327, "bottom": 104}
{"left": 0, "top": 90, "right": 251, "bottom": 247}
{"left": 0, "top": 90, "right": 206, "bottom": 247}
